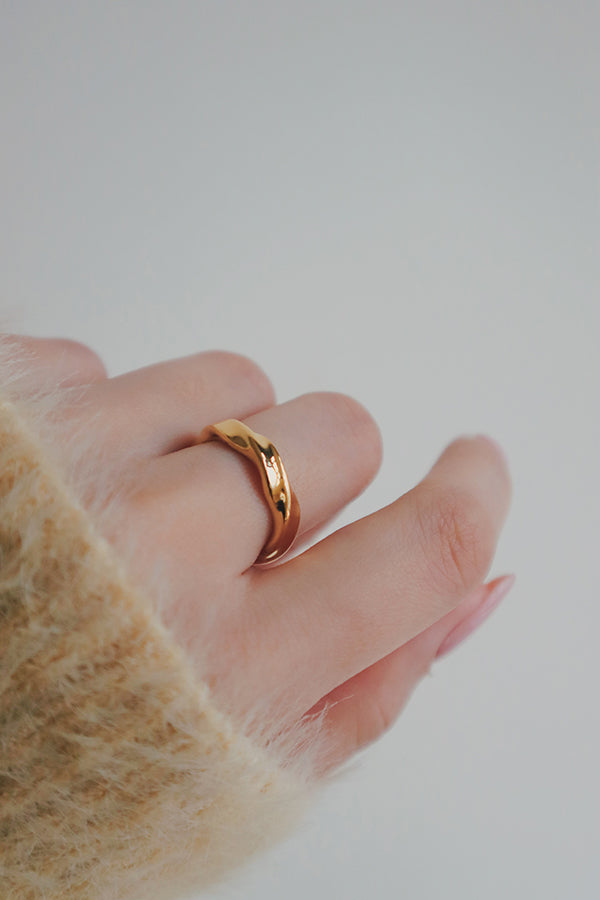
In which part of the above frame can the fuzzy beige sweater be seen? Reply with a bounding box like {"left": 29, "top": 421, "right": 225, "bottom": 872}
{"left": 0, "top": 339, "right": 336, "bottom": 899}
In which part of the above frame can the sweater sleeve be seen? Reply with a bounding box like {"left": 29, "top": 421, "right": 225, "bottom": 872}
{"left": 0, "top": 343, "right": 333, "bottom": 899}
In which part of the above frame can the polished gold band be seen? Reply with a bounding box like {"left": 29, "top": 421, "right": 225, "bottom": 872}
{"left": 197, "top": 418, "right": 301, "bottom": 565}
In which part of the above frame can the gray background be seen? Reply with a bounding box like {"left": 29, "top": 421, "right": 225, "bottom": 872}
{"left": 1, "top": 2, "right": 598, "bottom": 898}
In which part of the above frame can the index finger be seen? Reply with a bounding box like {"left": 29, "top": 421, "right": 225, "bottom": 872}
{"left": 246, "top": 434, "right": 511, "bottom": 716}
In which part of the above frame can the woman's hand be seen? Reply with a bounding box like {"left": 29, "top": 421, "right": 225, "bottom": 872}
{"left": 9, "top": 334, "right": 513, "bottom": 772}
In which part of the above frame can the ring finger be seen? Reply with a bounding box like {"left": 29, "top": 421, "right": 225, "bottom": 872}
{"left": 125, "top": 391, "right": 383, "bottom": 580}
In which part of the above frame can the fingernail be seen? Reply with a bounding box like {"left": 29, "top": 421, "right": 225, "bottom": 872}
{"left": 435, "top": 574, "right": 516, "bottom": 659}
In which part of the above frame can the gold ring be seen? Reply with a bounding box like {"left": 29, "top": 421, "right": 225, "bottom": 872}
{"left": 196, "top": 418, "right": 301, "bottom": 565}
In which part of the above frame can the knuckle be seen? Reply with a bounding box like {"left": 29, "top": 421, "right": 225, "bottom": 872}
{"left": 1, "top": 334, "right": 107, "bottom": 380}
{"left": 308, "top": 391, "right": 383, "bottom": 473}
{"left": 416, "top": 485, "right": 495, "bottom": 595}
{"left": 323, "top": 391, "right": 376, "bottom": 432}
{"left": 207, "top": 350, "right": 276, "bottom": 406}
{"left": 56, "top": 339, "right": 108, "bottom": 379}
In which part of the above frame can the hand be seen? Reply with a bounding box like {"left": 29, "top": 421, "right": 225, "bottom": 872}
{"left": 7, "top": 335, "right": 513, "bottom": 773}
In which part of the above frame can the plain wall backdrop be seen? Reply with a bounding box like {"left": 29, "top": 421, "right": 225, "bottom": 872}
{"left": 1, "top": 2, "right": 598, "bottom": 898}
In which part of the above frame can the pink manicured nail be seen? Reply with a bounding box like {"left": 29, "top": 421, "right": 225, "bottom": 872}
{"left": 435, "top": 574, "right": 516, "bottom": 659}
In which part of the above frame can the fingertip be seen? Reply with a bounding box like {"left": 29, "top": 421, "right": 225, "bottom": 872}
{"left": 430, "top": 432, "right": 512, "bottom": 519}
{"left": 434, "top": 571, "right": 515, "bottom": 659}
{"left": 472, "top": 433, "right": 512, "bottom": 491}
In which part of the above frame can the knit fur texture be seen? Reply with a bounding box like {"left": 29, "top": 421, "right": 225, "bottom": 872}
{"left": 0, "top": 333, "right": 346, "bottom": 899}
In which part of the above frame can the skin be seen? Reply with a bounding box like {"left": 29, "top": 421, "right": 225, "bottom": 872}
{"left": 8, "top": 334, "right": 513, "bottom": 773}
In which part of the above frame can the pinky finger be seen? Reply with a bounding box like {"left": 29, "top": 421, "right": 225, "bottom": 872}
{"left": 304, "top": 574, "right": 515, "bottom": 774}
{"left": 0, "top": 334, "right": 108, "bottom": 386}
